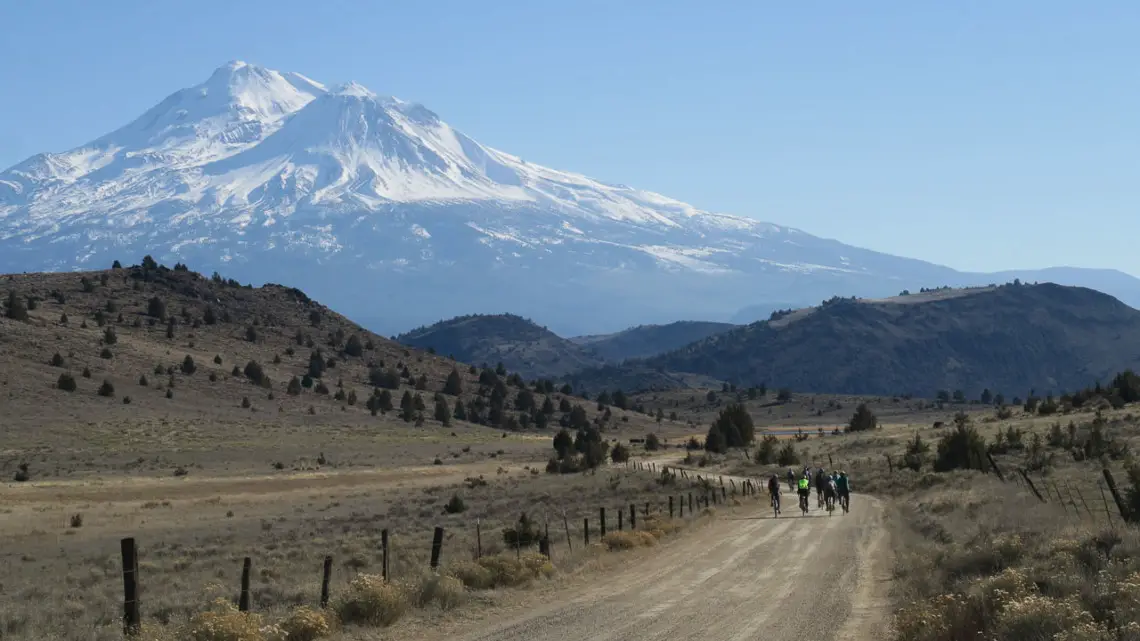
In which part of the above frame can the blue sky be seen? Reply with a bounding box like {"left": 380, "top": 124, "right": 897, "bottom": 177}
{"left": 1, "top": 1, "right": 1137, "bottom": 275}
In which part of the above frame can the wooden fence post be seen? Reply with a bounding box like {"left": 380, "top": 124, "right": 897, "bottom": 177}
{"left": 239, "top": 557, "right": 252, "bottom": 612}
{"left": 1102, "top": 469, "right": 1130, "bottom": 522}
{"left": 475, "top": 521, "right": 482, "bottom": 559}
{"left": 669, "top": 495, "right": 675, "bottom": 518}
{"left": 721, "top": 486, "right": 727, "bottom": 502}
{"left": 320, "top": 556, "right": 333, "bottom": 608}
{"left": 885, "top": 454, "right": 894, "bottom": 475}
{"left": 539, "top": 536, "right": 550, "bottom": 558}
{"left": 600, "top": 508, "right": 607, "bottom": 536}
{"left": 828, "top": 454, "right": 834, "bottom": 467}
{"left": 120, "top": 537, "right": 140, "bottom": 637}
{"left": 430, "top": 527, "right": 444, "bottom": 569}
{"left": 618, "top": 508, "right": 624, "bottom": 531}
{"left": 986, "top": 452, "right": 1005, "bottom": 482}
{"left": 381, "top": 529, "right": 390, "bottom": 581}
{"left": 563, "top": 514, "right": 573, "bottom": 552}
{"left": 1097, "top": 480, "right": 1115, "bottom": 524}
{"left": 629, "top": 504, "right": 636, "bottom": 529}
{"left": 584, "top": 518, "right": 590, "bottom": 545}
{"left": 1018, "top": 469, "right": 1046, "bottom": 503}
{"left": 689, "top": 493, "right": 693, "bottom": 514}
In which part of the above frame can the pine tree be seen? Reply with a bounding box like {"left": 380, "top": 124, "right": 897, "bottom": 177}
{"left": 847, "top": 403, "right": 878, "bottom": 432}
{"left": 5, "top": 291, "right": 28, "bottom": 321}
{"left": 344, "top": 334, "right": 364, "bottom": 357}
{"left": 400, "top": 391, "right": 415, "bottom": 422}
{"left": 454, "top": 399, "right": 467, "bottom": 421}
{"left": 443, "top": 368, "right": 463, "bottom": 396}
{"left": 434, "top": 397, "right": 452, "bottom": 425}
{"left": 542, "top": 396, "right": 555, "bottom": 415}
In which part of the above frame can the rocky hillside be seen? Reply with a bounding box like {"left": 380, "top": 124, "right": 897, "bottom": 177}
{"left": 571, "top": 321, "right": 737, "bottom": 362}
{"left": 571, "top": 284, "right": 1140, "bottom": 397}
{"left": 395, "top": 314, "right": 603, "bottom": 379}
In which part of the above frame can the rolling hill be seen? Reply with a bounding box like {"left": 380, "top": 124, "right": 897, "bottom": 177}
{"left": 0, "top": 258, "right": 634, "bottom": 480}
{"left": 569, "top": 284, "right": 1140, "bottom": 398}
{"left": 395, "top": 314, "right": 603, "bottom": 379}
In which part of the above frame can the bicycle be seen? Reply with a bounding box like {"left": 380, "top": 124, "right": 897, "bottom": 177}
{"left": 839, "top": 493, "right": 850, "bottom": 514}
{"left": 770, "top": 492, "right": 781, "bottom": 517}
{"left": 798, "top": 492, "right": 809, "bottom": 516}
{"left": 825, "top": 493, "right": 836, "bottom": 516}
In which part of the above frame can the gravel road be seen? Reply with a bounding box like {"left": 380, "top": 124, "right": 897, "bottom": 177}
{"left": 448, "top": 484, "right": 893, "bottom": 641}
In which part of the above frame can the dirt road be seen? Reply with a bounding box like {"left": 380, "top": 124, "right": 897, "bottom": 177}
{"left": 445, "top": 476, "right": 893, "bottom": 641}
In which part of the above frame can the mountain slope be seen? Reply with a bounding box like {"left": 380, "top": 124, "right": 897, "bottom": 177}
{"left": 395, "top": 314, "right": 603, "bottom": 379}
{"left": 0, "top": 259, "right": 629, "bottom": 467}
{"left": 571, "top": 321, "right": 738, "bottom": 362}
{"left": 4, "top": 61, "right": 1140, "bottom": 336}
{"left": 571, "top": 284, "right": 1140, "bottom": 397}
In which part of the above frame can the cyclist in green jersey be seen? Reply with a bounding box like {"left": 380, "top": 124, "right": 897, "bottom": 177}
{"left": 796, "top": 475, "right": 811, "bottom": 513}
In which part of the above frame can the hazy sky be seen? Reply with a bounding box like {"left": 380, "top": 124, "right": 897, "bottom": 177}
{"left": 1, "top": 1, "right": 1137, "bottom": 275}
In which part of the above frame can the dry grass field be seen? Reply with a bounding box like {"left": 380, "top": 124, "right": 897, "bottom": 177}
{"left": 0, "top": 260, "right": 720, "bottom": 641}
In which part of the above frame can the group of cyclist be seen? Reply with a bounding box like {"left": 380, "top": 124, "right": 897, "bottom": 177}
{"left": 765, "top": 466, "right": 851, "bottom": 516}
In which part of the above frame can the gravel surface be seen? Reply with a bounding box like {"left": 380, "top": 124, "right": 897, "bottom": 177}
{"left": 446, "top": 475, "right": 893, "bottom": 641}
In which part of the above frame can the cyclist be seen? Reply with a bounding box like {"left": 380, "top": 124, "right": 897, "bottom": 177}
{"left": 836, "top": 470, "right": 851, "bottom": 512}
{"left": 767, "top": 474, "right": 781, "bottom": 514}
{"left": 796, "top": 473, "right": 811, "bottom": 513}
{"left": 823, "top": 473, "right": 838, "bottom": 512}
{"left": 814, "top": 468, "right": 827, "bottom": 508}
{"left": 786, "top": 468, "right": 795, "bottom": 491}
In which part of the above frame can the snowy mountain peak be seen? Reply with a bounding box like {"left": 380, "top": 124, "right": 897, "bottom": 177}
{"left": 6, "top": 60, "right": 1134, "bottom": 336}
{"left": 332, "top": 81, "right": 376, "bottom": 98}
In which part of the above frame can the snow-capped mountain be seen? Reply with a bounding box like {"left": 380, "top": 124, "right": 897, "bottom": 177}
{"left": 3, "top": 61, "right": 1139, "bottom": 336}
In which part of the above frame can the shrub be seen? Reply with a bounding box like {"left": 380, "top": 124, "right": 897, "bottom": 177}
{"left": 315, "top": 381, "right": 330, "bottom": 395}
{"left": 754, "top": 434, "right": 779, "bottom": 464}
{"left": 903, "top": 432, "right": 930, "bottom": 471}
{"left": 183, "top": 598, "right": 265, "bottom": 641}
{"left": 411, "top": 574, "right": 465, "bottom": 610}
{"left": 69, "top": 513, "right": 83, "bottom": 528}
{"left": 502, "top": 513, "right": 542, "bottom": 549}
{"left": 13, "top": 463, "right": 30, "bottom": 482}
{"left": 138, "top": 374, "right": 149, "bottom": 387}
{"left": 122, "top": 396, "right": 131, "bottom": 404}
{"left": 645, "top": 433, "right": 661, "bottom": 451}
{"left": 214, "top": 354, "right": 222, "bottom": 365}
{"left": 934, "top": 416, "right": 988, "bottom": 472}
{"left": 776, "top": 442, "right": 800, "bottom": 466}
{"left": 100, "top": 347, "right": 113, "bottom": 359}
{"left": 287, "top": 376, "right": 302, "bottom": 396}
{"left": 241, "top": 396, "right": 251, "bottom": 409}
{"left": 103, "top": 326, "right": 117, "bottom": 344}
{"left": 334, "top": 574, "right": 407, "bottom": 627}
{"left": 243, "top": 360, "right": 265, "bottom": 385}
{"left": 81, "top": 367, "right": 91, "bottom": 378}
{"left": 450, "top": 553, "right": 553, "bottom": 590}
{"left": 57, "top": 373, "right": 77, "bottom": 391}
{"left": 181, "top": 355, "right": 196, "bottom": 375}
{"left": 146, "top": 296, "right": 165, "bottom": 319}
{"left": 97, "top": 380, "right": 115, "bottom": 397}
{"left": 444, "top": 493, "right": 466, "bottom": 514}
{"left": 50, "top": 352, "right": 64, "bottom": 367}
{"left": 602, "top": 530, "right": 657, "bottom": 551}
{"left": 278, "top": 606, "right": 333, "bottom": 641}
{"left": 847, "top": 403, "right": 877, "bottom": 432}
{"left": 610, "top": 442, "right": 631, "bottom": 463}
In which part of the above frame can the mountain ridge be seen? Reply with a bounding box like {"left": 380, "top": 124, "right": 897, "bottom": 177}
{"left": 4, "top": 61, "right": 1140, "bottom": 336}
{"left": 568, "top": 283, "right": 1140, "bottom": 397}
